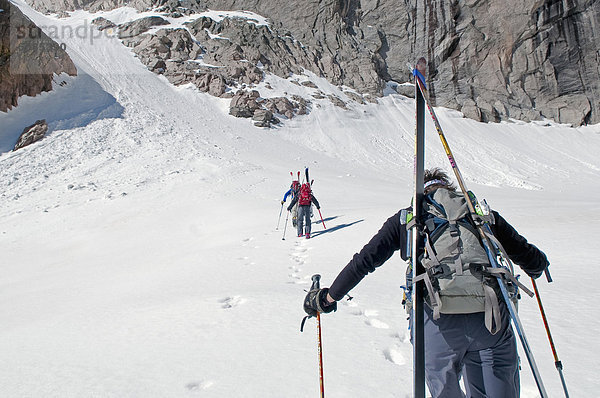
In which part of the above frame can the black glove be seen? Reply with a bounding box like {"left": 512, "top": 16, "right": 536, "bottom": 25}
{"left": 525, "top": 251, "right": 550, "bottom": 279}
{"left": 281, "top": 200, "right": 285, "bottom": 205}
{"left": 303, "top": 287, "right": 337, "bottom": 316}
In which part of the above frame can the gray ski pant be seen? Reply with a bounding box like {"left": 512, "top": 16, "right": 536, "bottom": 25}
{"left": 297, "top": 205, "right": 311, "bottom": 236}
{"left": 415, "top": 303, "right": 519, "bottom": 398}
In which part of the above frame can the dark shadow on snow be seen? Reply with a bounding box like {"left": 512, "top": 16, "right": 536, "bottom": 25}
{"left": 310, "top": 219, "right": 364, "bottom": 238}
{"left": 316, "top": 215, "right": 339, "bottom": 224}
{"left": 0, "top": 72, "right": 124, "bottom": 153}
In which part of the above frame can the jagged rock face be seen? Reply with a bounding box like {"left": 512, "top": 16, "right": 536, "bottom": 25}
{"left": 0, "top": 0, "right": 77, "bottom": 113}
{"left": 25, "top": 0, "right": 600, "bottom": 125}
{"left": 401, "top": 0, "right": 600, "bottom": 125}
{"left": 13, "top": 119, "right": 48, "bottom": 150}
{"left": 120, "top": 15, "right": 321, "bottom": 122}
{"left": 196, "top": 0, "right": 600, "bottom": 125}
{"left": 192, "top": 0, "right": 385, "bottom": 96}
{"left": 27, "top": 0, "right": 152, "bottom": 13}
{"left": 117, "top": 15, "right": 169, "bottom": 38}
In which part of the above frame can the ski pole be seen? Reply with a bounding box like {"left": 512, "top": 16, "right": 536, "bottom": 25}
{"left": 276, "top": 202, "right": 284, "bottom": 230}
{"left": 311, "top": 274, "right": 325, "bottom": 398}
{"left": 531, "top": 277, "right": 570, "bottom": 397}
{"left": 317, "top": 208, "right": 326, "bottom": 229}
{"left": 282, "top": 210, "right": 290, "bottom": 240}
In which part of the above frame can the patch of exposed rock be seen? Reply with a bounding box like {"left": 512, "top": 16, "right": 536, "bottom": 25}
{"left": 118, "top": 15, "right": 170, "bottom": 39}
{"left": 119, "top": 15, "right": 346, "bottom": 125}
{"left": 229, "top": 90, "right": 308, "bottom": 127}
{"left": 91, "top": 16, "right": 117, "bottom": 31}
{"left": 13, "top": 119, "right": 48, "bottom": 150}
{"left": 0, "top": 0, "right": 77, "bottom": 113}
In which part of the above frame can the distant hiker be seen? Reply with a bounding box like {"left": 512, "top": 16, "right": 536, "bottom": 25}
{"left": 282, "top": 180, "right": 301, "bottom": 227}
{"left": 288, "top": 182, "right": 320, "bottom": 239}
{"left": 303, "top": 168, "right": 549, "bottom": 397}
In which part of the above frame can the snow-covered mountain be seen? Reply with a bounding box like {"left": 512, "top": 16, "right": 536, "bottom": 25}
{"left": 1, "top": 2, "right": 600, "bottom": 397}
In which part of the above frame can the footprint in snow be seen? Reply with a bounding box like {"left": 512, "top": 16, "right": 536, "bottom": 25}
{"left": 362, "top": 309, "right": 389, "bottom": 329}
{"left": 383, "top": 346, "right": 406, "bottom": 366}
{"left": 365, "top": 318, "right": 390, "bottom": 329}
{"left": 219, "top": 296, "right": 246, "bottom": 309}
{"left": 363, "top": 309, "right": 379, "bottom": 317}
{"left": 241, "top": 237, "right": 254, "bottom": 246}
{"left": 186, "top": 380, "right": 214, "bottom": 391}
{"left": 341, "top": 299, "right": 358, "bottom": 308}
{"left": 292, "top": 257, "right": 305, "bottom": 265}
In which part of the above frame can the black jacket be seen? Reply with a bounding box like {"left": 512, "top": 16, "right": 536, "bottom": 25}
{"left": 328, "top": 207, "right": 549, "bottom": 301}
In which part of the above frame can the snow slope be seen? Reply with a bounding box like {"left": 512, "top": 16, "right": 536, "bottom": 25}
{"left": 2, "top": 2, "right": 600, "bottom": 397}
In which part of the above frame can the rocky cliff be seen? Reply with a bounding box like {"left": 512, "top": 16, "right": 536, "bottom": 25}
{"left": 25, "top": 0, "right": 600, "bottom": 125}
{"left": 0, "top": 0, "right": 77, "bottom": 113}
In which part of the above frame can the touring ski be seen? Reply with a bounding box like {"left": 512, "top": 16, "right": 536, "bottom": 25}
{"left": 410, "top": 57, "right": 427, "bottom": 398}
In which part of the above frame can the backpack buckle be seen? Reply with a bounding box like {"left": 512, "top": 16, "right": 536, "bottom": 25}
{"left": 427, "top": 264, "right": 445, "bottom": 278}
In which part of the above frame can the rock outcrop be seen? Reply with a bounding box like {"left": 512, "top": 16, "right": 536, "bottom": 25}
{"left": 118, "top": 15, "right": 324, "bottom": 125}
{"left": 0, "top": 0, "right": 77, "bottom": 113}
{"left": 25, "top": 0, "right": 600, "bottom": 125}
{"left": 13, "top": 119, "right": 48, "bottom": 150}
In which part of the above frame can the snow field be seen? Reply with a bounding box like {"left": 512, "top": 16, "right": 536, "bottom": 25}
{"left": 1, "top": 1, "right": 600, "bottom": 396}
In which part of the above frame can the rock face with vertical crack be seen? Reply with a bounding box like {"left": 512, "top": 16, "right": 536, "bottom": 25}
{"left": 0, "top": 0, "right": 77, "bottom": 113}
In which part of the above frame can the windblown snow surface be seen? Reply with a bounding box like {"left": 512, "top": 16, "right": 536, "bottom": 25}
{"left": 2, "top": 2, "right": 600, "bottom": 397}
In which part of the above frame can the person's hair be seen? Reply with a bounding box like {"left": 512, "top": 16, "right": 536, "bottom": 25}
{"left": 424, "top": 167, "right": 457, "bottom": 194}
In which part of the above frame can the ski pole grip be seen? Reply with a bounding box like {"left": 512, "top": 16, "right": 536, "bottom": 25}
{"left": 311, "top": 274, "right": 321, "bottom": 290}
{"left": 544, "top": 268, "right": 553, "bottom": 283}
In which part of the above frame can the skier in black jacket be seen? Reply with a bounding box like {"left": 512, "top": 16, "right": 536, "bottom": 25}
{"left": 304, "top": 168, "right": 549, "bottom": 398}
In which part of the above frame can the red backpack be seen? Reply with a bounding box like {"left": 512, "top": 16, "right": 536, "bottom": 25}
{"left": 298, "top": 183, "right": 312, "bottom": 205}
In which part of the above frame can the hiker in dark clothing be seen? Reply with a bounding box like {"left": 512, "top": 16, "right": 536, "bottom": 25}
{"left": 288, "top": 182, "right": 320, "bottom": 239}
{"left": 303, "top": 168, "right": 549, "bottom": 398}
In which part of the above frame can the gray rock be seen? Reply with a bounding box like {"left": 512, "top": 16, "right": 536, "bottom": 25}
{"left": 13, "top": 119, "right": 48, "bottom": 151}
{"left": 118, "top": 16, "right": 169, "bottom": 39}
{"left": 328, "top": 95, "right": 347, "bottom": 109}
{"left": 394, "top": 84, "right": 415, "bottom": 99}
{"left": 230, "top": 106, "right": 254, "bottom": 118}
{"left": 301, "top": 81, "right": 318, "bottom": 89}
{"left": 196, "top": 73, "right": 227, "bottom": 97}
{"left": 92, "top": 16, "right": 116, "bottom": 31}
{"left": 0, "top": 0, "right": 77, "bottom": 113}
{"left": 253, "top": 109, "right": 273, "bottom": 127}
{"left": 344, "top": 91, "right": 365, "bottom": 104}
{"left": 229, "top": 90, "right": 261, "bottom": 118}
